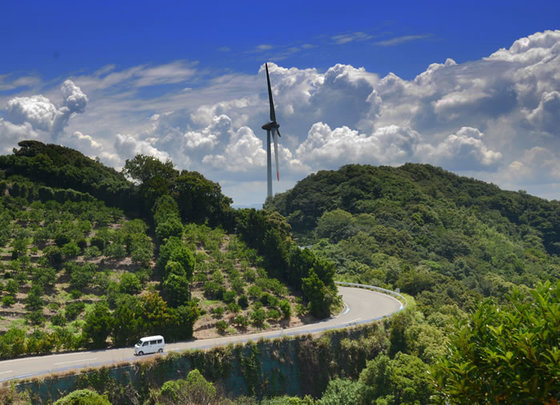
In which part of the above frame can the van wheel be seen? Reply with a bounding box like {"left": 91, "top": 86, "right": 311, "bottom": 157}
{"left": 158, "top": 348, "right": 163, "bottom": 353}
{"left": 138, "top": 351, "right": 144, "bottom": 356}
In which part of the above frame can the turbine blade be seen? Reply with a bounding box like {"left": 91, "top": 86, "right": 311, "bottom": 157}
{"left": 266, "top": 63, "right": 276, "bottom": 122}
{"left": 273, "top": 129, "right": 280, "bottom": 181}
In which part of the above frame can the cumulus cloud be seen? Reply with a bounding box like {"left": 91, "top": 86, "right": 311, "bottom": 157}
{"left": 296, "top": 122, "right": 420, "bottom": 169}
{"left": 6, "top": 95, "right": 59, "bottom": 131}
{"left": 202, "top": 126, "right": 266, "bottom": 173}
{"left": 2, "top": 30, "right": 560, "bottom": 205}
{"left": 419, "top": 127, "right": 502, "bottom": 170}
{"left": 505, "top": 147, "right": 560, "bottom": 184}
{"left": 527, "top": 91, "right": 560, "bottom": 134}
{"left": 114, "top": 133, "right": 171, "bottom": 164}
{"left": 4, "top": 80, "right": 88, "bottom": 136}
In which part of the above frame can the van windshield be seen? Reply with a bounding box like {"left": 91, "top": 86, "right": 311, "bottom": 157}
{"left": 135, "top": 340, "right": 143, "bottom": 346}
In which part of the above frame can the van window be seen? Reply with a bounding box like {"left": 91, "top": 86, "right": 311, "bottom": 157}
{"left": 142, "top": 342, "right": 148, "bottom": 346}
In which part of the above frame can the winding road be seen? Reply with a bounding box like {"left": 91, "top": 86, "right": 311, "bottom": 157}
{"left": 0, "top": 285, "right": 403, "bottom": 383}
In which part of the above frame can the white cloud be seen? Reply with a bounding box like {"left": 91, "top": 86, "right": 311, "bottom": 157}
{"left": 296, "top": 122, "right": 420, "bottom": 169}
{"left": 419, "top": 127, "right": 502, "bottom": 170}
{"left": 2, "top": 30, "right": 560, "bottom": 205}
{"left": 202, "top": 126, "right": 266, "bottom": 173}
{"left": 527, "top": 91, "right": 560, "bottom": 134}
{"left": 114, "top": 133, "right": 171, "bottom": 164}
{"left": 4, "top": 80, "right": 88, "bottom": 136}
{"left": 6, "top": 95, "right": 59, "bottom": 131}
{"left": 332, "top": 32, "right": 372, "bottom": 45}
{"left": 374, "top": 34, "right": 432, "bottom": 46}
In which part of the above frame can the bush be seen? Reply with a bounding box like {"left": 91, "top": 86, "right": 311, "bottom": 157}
{"left": 266, "top": 308, "right": 281, "bottom": 321}
{"left": 232, "top": 315, "right": 249, "bottom": 328}
{"left": 204, "top": 281, "right": 224, "bottom": 300}
{"left": 2, "top": 295, "right": 15, "bottom": 307}
{"left": 53, "top": 388, "right": 111, "bottom": 405}
{"left": 215, "top": 320, "right": 228, "bottom": 334}
{"left": 54, "top": 233, "right": 71, "bottom": 248}
{"left": 62, "top": 242, "right": 81, "bottom": 259}
{"left": 119, "top": 273, "right": 141, "bottom": 295}
{"left": 223, "top": 290, "right": 236, "bottom": 304}
{"left": 279, "top": 299, "right": 292, "bottom": 319}
{"left": 250, "top": 308, "right": 266, "bottom": 327}
{"left": 44, "top": 246, "right": 64, "bottom": 269}
{"left": 65, "top": 301, "right": 85, "bottom": 321}
{"left": 51, "top": 313, "right": 67, "bottom": 327}
{"left": 237, "top": 294, "right": 249, "bottom": 309}
{"left": 5, "top": 279, "right": 18, "bottom": 295}
{"left": 211, "top": 306, "right": 225, "bottom": 318}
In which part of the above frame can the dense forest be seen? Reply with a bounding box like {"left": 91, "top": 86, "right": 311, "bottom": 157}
{"left": 263, "top": 163, "right": 560, "bottom": 403}
{"left": 0, "top": 145, "right": 558, "bottom": 404}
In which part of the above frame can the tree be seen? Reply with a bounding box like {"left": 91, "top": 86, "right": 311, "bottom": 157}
{"left": 155, "top": 218, "right": 183, "bottom": 244}
{"left": 157, "top": 369, "right": 217, "bottom": 405}
{"left": 302, "top": 270, "right": 336, "bottom": 318}
{"left": 111, "top": 295, "right": 142, "bottom": 347}
{"left": 359, "top": 353, "right": 433, "bottom": 404}
{"left": 316, "top": 209, "right": 355, "bottom": 243}
{"left": 433, "top": 281, "right": 560, "bottom": 404}
{"left": 53, "top": 389, "right": 111, "bottom": 405}
{"left": 119, "top": 273, "right": 141, "bottom": 295}
{"left": 319, "top": 378, "right": 366, "bottom": 405}
{"left": 82, "top": 302, "right": 112, "bottom": 349}
{"left": 162, "top": 273, "right": 190, "bottom": 307}
{"left": 174, "top": 170, "right": 232, "bottom": 226}
{"left": 123, "top": 154, "right": 177, "bottom": 203}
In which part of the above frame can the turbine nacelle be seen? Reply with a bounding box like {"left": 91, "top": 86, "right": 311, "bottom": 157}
{"left": 261, "top": 121, "right": 280, "bottom": 131}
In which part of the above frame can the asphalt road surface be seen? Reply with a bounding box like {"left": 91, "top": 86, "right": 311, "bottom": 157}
{"left": 0, "top": 286, "right": 403, "bottom": 383}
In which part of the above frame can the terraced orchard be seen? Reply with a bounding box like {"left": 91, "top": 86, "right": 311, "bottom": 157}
{"left": 0, "top": 197, "right": 155, "bottom": 357}
{"left": 184, "top": 224, "right": 304, "bottom": 339}
{"left": 0, "top": 192, "right": 307, "bottom": 359}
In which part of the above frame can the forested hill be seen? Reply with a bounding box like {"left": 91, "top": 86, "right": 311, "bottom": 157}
{"left": 268, "top": 163, "right": 560, "bottom": 253}
{"left": 0, "top": 140, "right": 137, "bottom": 214}
{"left": 266, "top": 163, "right": 560, "bottom": 307}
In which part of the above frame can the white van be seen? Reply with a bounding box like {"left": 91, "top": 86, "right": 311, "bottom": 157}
{"left": 134, "top": 335, "right": 165, "bottom": 355}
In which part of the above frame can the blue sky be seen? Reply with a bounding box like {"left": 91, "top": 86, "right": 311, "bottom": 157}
{"left": 3, "top": 1, "right": 558, "bottom": 80}
{"left": 1, "top": 1, "right": 560, "bottom": 205}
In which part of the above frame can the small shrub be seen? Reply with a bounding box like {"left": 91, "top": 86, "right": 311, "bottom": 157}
{"left": 65, "top": 301, "right": 85, "bottom": 321}
{"left": 233, "top": 315, "right": 249, "bottom": 328}
{"left": 250, "top": 308, "right": 266, "bottom": 327}
{"left": 211, "top": 306, "right": 225, "bottom": 318}
{"left": 227, "top": 302, "right": 241, "bottom": 313}
{"left": 237, "top": 294, "right": 249, "bottom": 309}
{"left": 223, "top": 290, "right": 236, "bottom": 304}
{"left": 54, "top": 233, "right": 71, "bottom": 248}
{"left": 266, "top": 308, "right": 281, "bottom": 321}
{"left": 215, "top": 320, "right": 228, "bottom": 334}
{"left": 51, "top": 313, "right": 67, "bottom": 327}
{"left": 2, "top": 295, "right": 15, "bottom": 307}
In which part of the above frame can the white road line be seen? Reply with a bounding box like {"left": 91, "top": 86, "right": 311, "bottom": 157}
{"left": 54, "top": 357, "right": 97, "bottom": 366}
{"left": 0, "top": 370, "right": 13, "bottom": 374}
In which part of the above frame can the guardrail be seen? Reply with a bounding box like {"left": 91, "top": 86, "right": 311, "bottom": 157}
{"left": 335, "top": 281, "right": 406, "bottom": 311}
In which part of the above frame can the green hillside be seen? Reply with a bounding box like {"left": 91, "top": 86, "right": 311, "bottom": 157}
{"left": 0, "top": 141, "right": 337, "bottom": 359}
{"left": 263, "top": 163, "right": 560, "bottom": 403}
{"left": 267, "top": 163, "right": 560, "bottom": 308}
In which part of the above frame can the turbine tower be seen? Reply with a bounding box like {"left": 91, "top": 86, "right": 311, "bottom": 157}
{"left": 262, "top": 63, "right": 281, "bottom": 199}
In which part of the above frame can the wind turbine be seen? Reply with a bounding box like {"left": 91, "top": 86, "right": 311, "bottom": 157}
{"left": 261, "top": 63, "right": 281, "bottom": 199}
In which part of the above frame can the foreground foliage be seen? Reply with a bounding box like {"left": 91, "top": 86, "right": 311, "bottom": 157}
{"left": 434, "top": 281, "right": 560, "bottom": 404}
